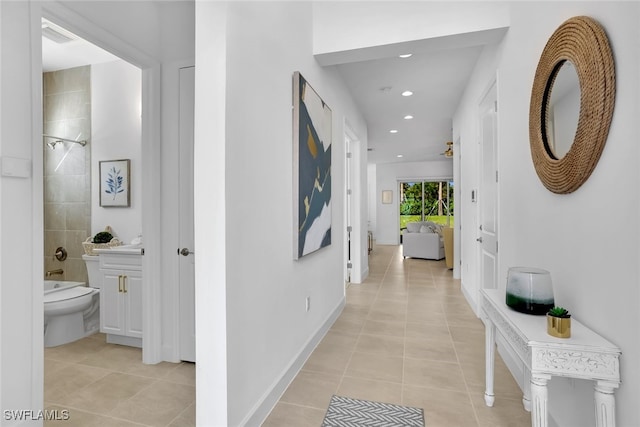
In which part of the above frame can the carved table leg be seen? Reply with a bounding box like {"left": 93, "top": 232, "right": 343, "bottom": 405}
{"left": 594, "top": 381, "right": 618, "bottom": 427}
{"left": 530, "top": 374, "right": 551, "bottom": 427}
{"left": 484, "top": 320, "right": 496, "bottom": 407}
{"left": 522, "top": 366, "right": 531, "bottom": 412}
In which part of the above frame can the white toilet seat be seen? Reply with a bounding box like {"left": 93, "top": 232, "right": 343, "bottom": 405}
{"left": 44, "top": 287, "right": 99, "bottom": 318}
{"left": 44, "top": 286, "right": 95, "bottom": 303}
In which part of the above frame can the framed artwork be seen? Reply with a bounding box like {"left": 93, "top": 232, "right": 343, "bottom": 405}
{"left": 293, "top": 72, "right": 332, "bottom": 259}
{"left": 382, "top": 190, "right": 393, "bottom": 204}
{"left": 99, "top": 159, "right": 130, "bottom": 207}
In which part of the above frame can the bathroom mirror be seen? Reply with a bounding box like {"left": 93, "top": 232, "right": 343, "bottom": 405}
{"left": 529, "top": 16, "right": 615, "bottom": 194}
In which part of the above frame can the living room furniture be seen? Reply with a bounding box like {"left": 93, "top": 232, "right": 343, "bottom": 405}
{"left": 443, "top": 227, "right": 453, "bottom": 268}
{"left": 402, "top": 221, "right": 444, "bottom": 260}
{"left": 481, "top": 289, "right": 621, "bottom": 427}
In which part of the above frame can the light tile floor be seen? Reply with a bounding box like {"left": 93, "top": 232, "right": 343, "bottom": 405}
{"left": 44, "top": 244, "right": 530, "bottom": 427}
{"left": 44, "top": 334, "right": 195, "bottom": 427}
{"left": 263, "top": 244, "right": 531, "bottom": 427}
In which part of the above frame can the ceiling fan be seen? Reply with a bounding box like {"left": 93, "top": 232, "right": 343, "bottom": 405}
{"left": 441, "top": 141, "right": 453, "bottom": 158}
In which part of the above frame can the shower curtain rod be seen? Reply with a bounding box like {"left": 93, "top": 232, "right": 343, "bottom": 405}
{"left": 43, "top": 134, "right": 87, "bottom": 146}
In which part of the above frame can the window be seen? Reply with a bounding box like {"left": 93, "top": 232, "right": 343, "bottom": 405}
{"left": 400, "top": 180, "right": 454, "bottom": 231}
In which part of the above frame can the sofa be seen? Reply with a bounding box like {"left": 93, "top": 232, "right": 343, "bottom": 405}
{"left": 402, "top": 221, "right": 445, "bottom": 260}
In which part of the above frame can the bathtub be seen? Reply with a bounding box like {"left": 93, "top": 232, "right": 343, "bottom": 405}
{"left": 44, "top": 280, "right": 86, "bottom": 294}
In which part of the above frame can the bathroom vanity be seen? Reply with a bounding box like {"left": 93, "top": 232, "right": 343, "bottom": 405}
{"left": 95, "top": 247, "right": 143, "bottom": 348}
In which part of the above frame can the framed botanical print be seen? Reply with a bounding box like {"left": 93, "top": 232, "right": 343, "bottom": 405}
{"left": 99, "top": 159, "right": 130, "bottom": 207}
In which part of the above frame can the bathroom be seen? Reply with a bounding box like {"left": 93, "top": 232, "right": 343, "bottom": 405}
{"left": 42, "top": 20, "right": 143, "bottom": 345}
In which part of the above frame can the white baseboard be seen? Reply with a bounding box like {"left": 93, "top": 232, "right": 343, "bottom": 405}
{"left": 106, "top": 334, "right": 142, "bottom": 348}
{"left": 460, "top": 281, "right": 478, "bottom": 317}
{"left": 241, "top": 296, "right": 346, "bottom": 427}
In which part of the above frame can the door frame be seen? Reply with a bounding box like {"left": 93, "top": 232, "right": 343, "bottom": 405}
{"left": 344, "top": 121, "right": 366, "bottom": 283}
{"left": 476, "top": 78, "right": 500, "bottom": 302}
{"left": 37, "top": 2, "right": 163, "bottom": 367}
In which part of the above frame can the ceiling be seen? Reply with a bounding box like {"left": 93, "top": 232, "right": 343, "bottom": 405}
{"left": 42, "top": 19, "right": 118, "bottom": 73}
{"left": 335, "top": 46, "right": 482, "bottom": 164}
{"left": 328, "top": 28, "right": 508, "bottom": 165}
{"left": 42, "top": 18, "right": 507, "bottom": 165}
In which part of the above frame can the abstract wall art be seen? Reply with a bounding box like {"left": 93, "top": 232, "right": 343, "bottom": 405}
{"left": 293, "top": 72, "right": 332, "bottom": 259}
{"left": 99, "top": 159, "right": 130, "bottom": 207}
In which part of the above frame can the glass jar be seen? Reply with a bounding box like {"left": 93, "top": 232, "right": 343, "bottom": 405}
{"left": 505, "top": 267, "right": 554, "bottom": 315}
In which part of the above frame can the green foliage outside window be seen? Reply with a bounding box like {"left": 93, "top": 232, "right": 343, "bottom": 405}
{"left": 399, "top": 181, "right": 454, "bottom": 230}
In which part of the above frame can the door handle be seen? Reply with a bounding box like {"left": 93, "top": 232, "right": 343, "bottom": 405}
{"left": 123, "top": 275, "right": 128, "bottom": 293}
{"left": 118, "top": 275, "right": 123, "bottom": 293}
{"left": 476, "top": 237, "right": 483, "bottom": 243}
{"left": 179, "top": 248, "right": 194, "bottom": 256}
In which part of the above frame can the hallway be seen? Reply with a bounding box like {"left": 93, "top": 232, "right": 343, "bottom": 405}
{"left": 263, "top": 245, "right": 530, "bottom": 426}
{"left": 42, "top": 244, "right": 530, "bottom": 426}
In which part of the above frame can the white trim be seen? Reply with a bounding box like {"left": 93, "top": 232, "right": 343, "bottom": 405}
{"left": 140, "top": 66, "right": 162, "bottom": 364}
{"left": 30, "top": 0, "right": 45, "bottom": 413}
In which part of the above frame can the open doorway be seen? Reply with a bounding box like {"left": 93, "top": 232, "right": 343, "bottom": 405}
{"left": 38, "top": 1, "right": 167, "bottom": 370}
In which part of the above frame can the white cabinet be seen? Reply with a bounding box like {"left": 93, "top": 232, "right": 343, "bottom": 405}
{"left": 98, "top": 251, "right": 143, "bottom": 348}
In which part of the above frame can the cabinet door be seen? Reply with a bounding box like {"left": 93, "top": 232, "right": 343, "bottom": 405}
{"left": 124, "top": 271, "right": 143, "bottom": 338}
{"left": 100, "top": 272, "right": 125, "bottom": 335}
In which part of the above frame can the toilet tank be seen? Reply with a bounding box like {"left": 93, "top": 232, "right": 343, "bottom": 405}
{"left": 82, "top": 254, "right": 101, "bottom": 289}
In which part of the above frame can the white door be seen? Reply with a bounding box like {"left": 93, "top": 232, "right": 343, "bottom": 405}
{"left": 178, "top": 66, "right": 196, "bottom": 362}
{"left": 125, "top": 271, "right": 144, "bottom": 339}
{"left": 478, "top": 81, "right": 498, "bottom": 293}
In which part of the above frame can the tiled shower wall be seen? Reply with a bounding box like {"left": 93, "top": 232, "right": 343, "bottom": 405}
{"left": 43, "top": 66, "right": 91, "bottom": 283}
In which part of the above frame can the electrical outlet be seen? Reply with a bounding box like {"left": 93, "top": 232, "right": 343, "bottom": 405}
{"left": 305, "top": 296, "right": 310, "bottom": 312}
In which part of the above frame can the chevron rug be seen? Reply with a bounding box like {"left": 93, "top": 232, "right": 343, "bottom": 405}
{"left": 322, "top": 395, "right": 425, "bottom": 427}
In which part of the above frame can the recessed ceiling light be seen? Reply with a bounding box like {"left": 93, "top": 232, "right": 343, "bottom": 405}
{"left": 397, "top": 154, "right": 404, "bottom": 158}
{"left": 402, "top": 90, "right": 413, "bottom": 97}
{"left": 404, "top": 115, "right": 414, "bottom": 120}
{"left": 399, "top": 54, "right": 413, "bottom": 58}
{"left": 389, "top": 129, "right": 398, "bottom": 134}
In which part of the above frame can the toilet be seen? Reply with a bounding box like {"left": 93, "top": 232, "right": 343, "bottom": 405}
{"left": 43, "top": 255, "right": 101, "bottom": 347}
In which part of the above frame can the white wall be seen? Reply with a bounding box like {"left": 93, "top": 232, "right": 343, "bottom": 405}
{"left": 91, "top": 60, "right": 142, "bottom": 243}
{"left": 0, "top": 0, "right": 194, "bottom": 421}
{"left": 0, "top": 1, "right": 44, "bottom": 420}
{"left": 367, "top": 164, "right": 377, "bottom": 236}
{"left": 502, "top": 4, "right": 639, "bottom": 426}
{"left": 454, "top": 3, "right": 640, "bottom": 426}
{"left": 195, "top": 2, "right": 368, "bottom": 425}
{"left": 312, "top": 1, "right": 509, "bottom": 56}
{"left": 375, "top": 160, "right": 453, "bottom": 245}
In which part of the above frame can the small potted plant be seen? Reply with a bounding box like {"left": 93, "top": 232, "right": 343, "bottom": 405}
{"left": 82, "top": 226, "right": 121, "bottom": 255}
{"left": 547, "top": 306, "right": 571, "bottom": 338}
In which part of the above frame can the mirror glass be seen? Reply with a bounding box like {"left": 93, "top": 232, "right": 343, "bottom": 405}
{"left": 544, "top": 60, "right": 581, "bottom": 159}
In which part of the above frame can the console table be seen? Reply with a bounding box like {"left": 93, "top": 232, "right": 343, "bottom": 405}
{"left": 480, "top": 289, "right": 621, "bottom": 427}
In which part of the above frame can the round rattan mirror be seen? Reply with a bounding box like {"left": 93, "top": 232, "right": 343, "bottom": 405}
{"left": 529, "top": 16, "right": 615, "bottom": 194}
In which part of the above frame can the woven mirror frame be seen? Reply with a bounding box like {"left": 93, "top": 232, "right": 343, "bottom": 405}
{"left": 529, "top": 16, "right": 615, "bottom": 194}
